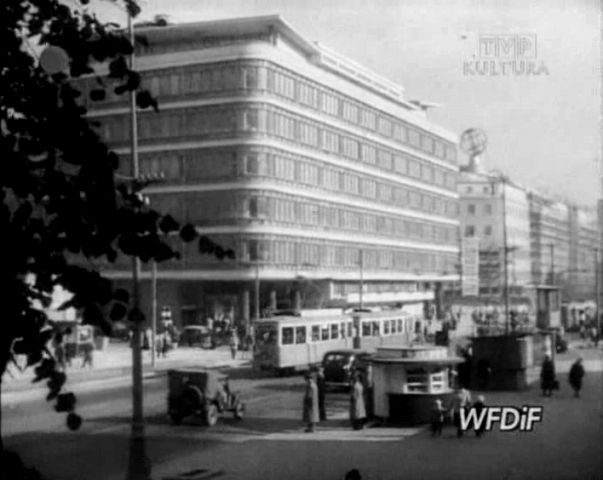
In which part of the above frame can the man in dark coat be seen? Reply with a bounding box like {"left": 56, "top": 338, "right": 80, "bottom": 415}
{"left": 472, "top": 395, "right": 486, "bottom": 437}
{"left": 430, "top": 399, "right": 446, "bottom": 437}
{"left": 302, "top": 373, "right": 319, "bottom": 432}
{"left": 540, "top": 354, "right": 557, "bottom": 397}
{"left": 316, "top": 366, "right": 327, "bottom": 421}
{"left": 450, "top": 388, "right": 472, "bottom": 437}
{"left": 568, "top": 357, "right": 585, "bottom": 398}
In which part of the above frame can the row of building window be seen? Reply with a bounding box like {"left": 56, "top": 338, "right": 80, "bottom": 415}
{"left": 129, "top": 148, "right": 458, "bottom": 218}
{"left": 243, "top": 238, "right": 457, "bottom": 274}
{"left": 101, "top": 231, "right": 457, "bottom": 274}
{"left": 331, "top": 281, "right": 431, "bottom": 296}
{"left": 84, "top": 59, "right": 457, "bottom": 164}
{"left": 264, "top": 64, "right": 457, "bottom": 163}
{"left": 150, "top": 190, "right": 458, "bottom": 245}
{"left": 246, "top": 193, "right": 458, "bottom": 244}
{"left": 462, "top": 184, "right": 494, "bottom": 195}
{"left": 105, "top": 104, "right": 457, "bottom": 190}
{"left": 466, "top": 203, "right": 493, "bottom": 215}
{"left": 464, "top": 225, "right": 493, "bottom": 237}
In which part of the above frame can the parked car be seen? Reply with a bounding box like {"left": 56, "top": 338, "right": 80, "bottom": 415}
{"left": 551, "top": 328, "right": 569, "bottom": 353}
{"left": 110, "top": 321, "right": 130, "bottom": 342}
{"left": 178, "top": 325, "right": 213, "bottom": 349}
{"left": 322, "top": 350, "right": 372, "bottom": 389}
{"left": 544, "top": 327, "right": 568, "bottom": 353}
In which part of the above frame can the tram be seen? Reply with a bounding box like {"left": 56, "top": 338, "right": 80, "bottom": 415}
{"left": 252, "top": 309, "right": 422, "bottom": 374}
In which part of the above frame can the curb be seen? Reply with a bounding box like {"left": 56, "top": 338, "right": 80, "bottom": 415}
{"left": 2, "top": 365, "right": 135, "bottom": 394}
{"left": 2, "top": 356, "right": 251, "bottom": 394}
{"left": 1, "top": 359, "right": 251, "bottom": 403}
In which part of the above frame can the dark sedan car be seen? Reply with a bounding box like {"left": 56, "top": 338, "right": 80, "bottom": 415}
{"left": 178, "top": 325, "right": 213, "bottom": 349}
{"left": 322, "top": 350, "right": 372, "bottom": 389}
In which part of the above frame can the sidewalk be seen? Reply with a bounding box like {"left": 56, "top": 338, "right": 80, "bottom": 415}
{"left": 2, "top": 342, "right": 250, "bottom": 394}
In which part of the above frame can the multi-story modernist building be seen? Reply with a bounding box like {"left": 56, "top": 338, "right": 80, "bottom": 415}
{"left": 457, "top": 159, "right": 600, "bottom": 321}
{"left": 566, "top": 206, "right": 598, "bottom": 302}
{"left": 528, "top": 193, "right": 572, "bottom": 297}
{"left": 457, "top": 168, "right": 532, "bottom": 300}
{"left": 84, "top": 16, "right": 460, "bottom": 327}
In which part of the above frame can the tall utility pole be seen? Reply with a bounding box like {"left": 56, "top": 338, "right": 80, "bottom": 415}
{"left": 128, "top": 10, "right": 143, "bottom": 433}
{"left": 151, "top": 260, "right": 157, "bottom": 368}
{"left": 359, "top": 249, "right": 364, "bottom": 310}
{"left": 253, "top": 259, "right": 260, "bottom": 325}
{"left": 126, "top": 12, "right": 149, "bottom": 480}
{"left": 595, "top": 248, "right": 600, "bottom": 329}
{"left": 500, "top": 177, "right": 510, "bottom": 335}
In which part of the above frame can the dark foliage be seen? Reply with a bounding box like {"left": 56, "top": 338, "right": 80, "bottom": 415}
{"left": 0, "top": 0, "right": 234, "bottom": 450}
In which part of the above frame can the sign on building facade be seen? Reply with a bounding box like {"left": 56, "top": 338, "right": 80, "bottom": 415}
{"left": 462, "top": 237, "right": 480, "bottom": 296}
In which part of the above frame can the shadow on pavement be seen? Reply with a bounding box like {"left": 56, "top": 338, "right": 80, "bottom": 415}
{"left": 212, "top": 365, "right": 263, "bottom": 380}
{"left": 256, "top": 382, "right": 305, "bottom": 393}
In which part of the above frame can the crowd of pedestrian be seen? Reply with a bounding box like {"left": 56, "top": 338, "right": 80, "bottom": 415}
{"left": 52, "top": 328, "right": 94, "bottom": 370}
{"left": 429, "top": 388, "right": 485, "bottom": 438}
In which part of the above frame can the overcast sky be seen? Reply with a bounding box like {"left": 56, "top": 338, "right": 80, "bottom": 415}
{"left": 96, "top": 0, "right": 600, "bottom": 207}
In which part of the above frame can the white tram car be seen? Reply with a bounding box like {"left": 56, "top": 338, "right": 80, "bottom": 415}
{"left": 253, "top": 310, "right": 423, "bottom": 373}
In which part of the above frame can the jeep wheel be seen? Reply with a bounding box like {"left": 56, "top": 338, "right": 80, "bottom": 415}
{"left": 205, "top": 404, "right": 219, "bottom": 426}
{"left": 169, "top": 411, "right": 183, "bottom": 425}
{"left": 234, "top": 402, "right": 245, "bottom": 420}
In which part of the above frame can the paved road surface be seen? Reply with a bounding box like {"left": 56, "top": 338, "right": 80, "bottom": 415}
{"left": 2, "top": 346, "right": 602, "bottom": 480}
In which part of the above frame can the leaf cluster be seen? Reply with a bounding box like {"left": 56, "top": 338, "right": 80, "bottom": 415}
{"left": 0, "top": 0, "right": 234, "bottom": 430}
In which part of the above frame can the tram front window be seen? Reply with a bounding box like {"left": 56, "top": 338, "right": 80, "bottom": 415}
{"left": 372, "top": 321, "right": 380, "bottom": 336}
{"left": 362, "top": 322, "right": 371, "bottom": 337}
{"left": 311, "top": 325, "right": 320, "bottom": 342}
{"left": 295, "top": 326, "right": 306, "bottom": 344}
{"left": 255, "top": 324, "right": 277, "bottom": 348}
{"left": 282, "top": 327, "right": 294, "bottom": 345}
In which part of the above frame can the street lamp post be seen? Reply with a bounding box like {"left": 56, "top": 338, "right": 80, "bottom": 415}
{"left": 359, "top": 249, "right": 364, "bottom": 310}
{"left": 151, "top": 260, "right": 157, "bottom": 368}
{"left": 125, "top": 12, "right": 150, "bottom": 480}
{"left": 595, "top": 248, "right": 600, "bottom": 330}
{"left": 491, "top": 174, "right": 511, "bottom": 335}
{"left": 254, "top": 260, "right": 260, "bottom": 320}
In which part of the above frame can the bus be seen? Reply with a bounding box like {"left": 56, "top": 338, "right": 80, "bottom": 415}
{"left": 253, "top": 310, "right": 421, "bottom": 374}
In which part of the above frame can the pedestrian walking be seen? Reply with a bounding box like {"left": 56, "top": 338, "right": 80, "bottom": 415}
{"left": 53, "top": 331, "right": 66, "bottom": 370}
{"left": 579, "top": 316, "right": 586, "bottom": 342}
{"left": 302, "top": 373, "right": 319, "bottom": 432}
{"left": 450, "top": 387, "right": 472, "bottom": 437}
{"left": 161, "top": 332, "right": 171, "bottom": 358}
{"left": 430, "top": 399, "right": 446, "bottom": 437}
{"left": 229, "top": 328, "right": 239, "bottom": 360}
{"left": 363, "top": 363, "right": 374, "bottom": 419}
{"left": 81, "top": 342, "right": 94, "bottom": 369}
{"left": 64, "top": 328, "right": 73, "bottom": 367}
{"left": 316, "top": 366, "right": 327, "bottom": 421}
{"left": 568, "top": 357, "right": 585, "bottom": 398}
{"left": 472, "top": 395, "right": 486, "bottom": 437}
{"left": 590, "top": 326, "right": 599, "bottom": 348}
{"left": 540, "top": 354, "right": 557, "bottom": 397}
{"left": 350, "top": 372, "right": 367, "bottom": 430}
{"left": 244, "top": 332, "right": 254, "bottom": 360}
